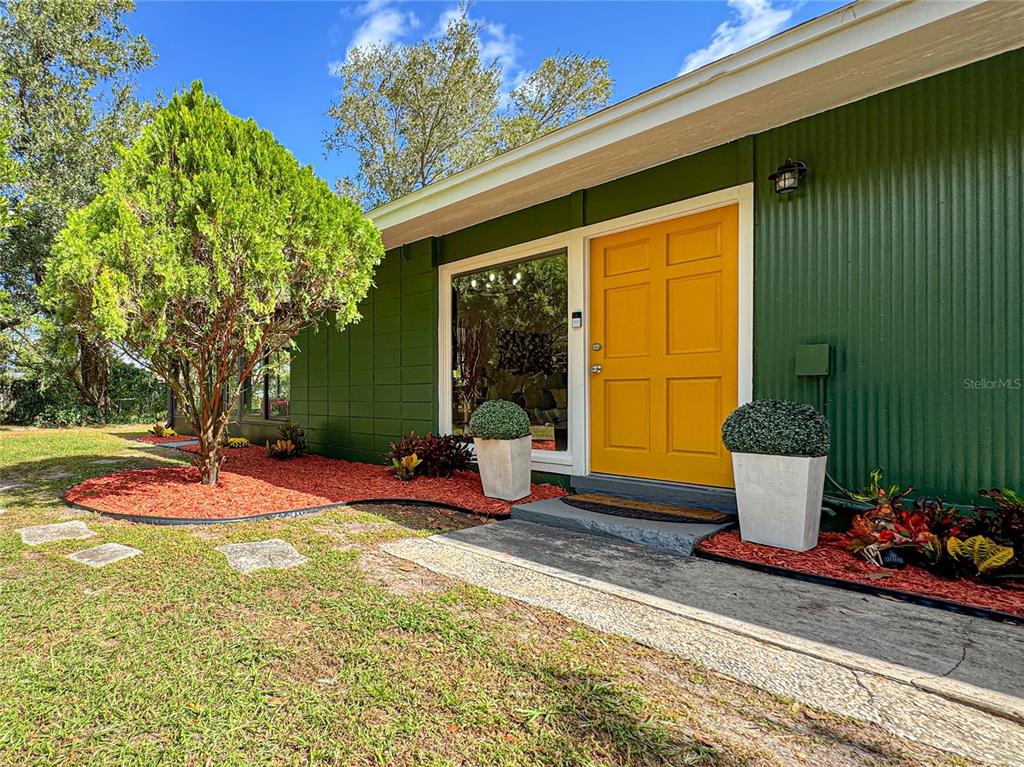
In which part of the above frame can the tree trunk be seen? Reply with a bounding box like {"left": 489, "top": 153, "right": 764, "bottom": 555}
{"left": 197, "top": 434, "right": 223, "bottom": 485}
{"left": 75, "top": 335, "right": 111, "bottom": 418}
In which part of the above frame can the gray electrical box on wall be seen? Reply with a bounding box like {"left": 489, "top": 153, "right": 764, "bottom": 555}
{"left": 795, "top": 343, "right": 831, "bottom": 377}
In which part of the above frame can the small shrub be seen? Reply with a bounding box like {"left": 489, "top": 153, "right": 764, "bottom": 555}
{"left": 32, "top": 404, "right": 104, "bottom": 428}
{"left": 468, "top": 400, "right": 531, "bottom": 441}
{"left": 266, "top": 438, "right": 300, "bottom": 459}
{"left": 386, "top": 432, "right": 472, "bottom": 478}
{"left": 391, "top": 453, "right": 421, "bottom": 481}
{"left": 721, "top": 399, "right": 829, "bottom": 457}
{"left": 150, "top": 423, "right": 176, "bottom": 437}
{"left": 946, "top": 535, "right": 1014, "bottom": 576}
{"left": 976, "top": 488, "right": 1024, "bottom": 550}
{"left": 226, "top": 436, "right": 249, "bottom": 448}
{"left": 275, "top": 422, "right": 307, "bottom": 456}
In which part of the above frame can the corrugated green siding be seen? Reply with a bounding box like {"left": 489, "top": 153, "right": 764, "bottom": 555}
{"left": 288, "top": 48, "right": 1022, "bottom": 500}
{"left": 753, "top": 49, "right": 1023, "bottom": 502}
{"left": 289, "top": 239, "right": 438, "bottom": 462}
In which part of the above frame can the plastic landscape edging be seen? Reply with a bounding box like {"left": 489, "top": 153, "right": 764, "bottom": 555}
{"left": 694, "top": 547, "right": 1024, "bottom": 626}
{"left": 63, "top": 494, "right": 504, "bottom": 527}
{"left": 78, "top": 440, "right": 507, "bottom": 523}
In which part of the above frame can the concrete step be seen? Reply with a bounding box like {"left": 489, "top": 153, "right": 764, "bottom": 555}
{"left": 511, "top": 497, "right": 733, "bottom": 557}
{"left": 570, "top": 473, "right": 737, "bottom": 513}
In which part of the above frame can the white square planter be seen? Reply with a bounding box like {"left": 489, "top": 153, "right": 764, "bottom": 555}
{"left": 732, "top": 452, "right": 827, "bottom": 551}
{"left": 474, "top": 435, "right": 532, "bottom": 501}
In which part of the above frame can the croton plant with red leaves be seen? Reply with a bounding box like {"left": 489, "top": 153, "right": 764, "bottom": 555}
{"left": 836, "top": 469, "right": 1022, "bottom": 580}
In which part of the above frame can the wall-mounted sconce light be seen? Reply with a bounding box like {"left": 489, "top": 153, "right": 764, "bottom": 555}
{"left": 768, "top": 158, "right": 808, "bottom": 194}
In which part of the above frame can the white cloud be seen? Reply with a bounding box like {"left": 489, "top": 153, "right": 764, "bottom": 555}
{"left": 680, "top": 0, "right": 793, "bottom": 75}
{"left": 331, "top": 0, "right": 419, "bottom": 73}
{"left": 479, "top": 20, "right": 519, "bottom": 80}
{"left": 331, "top": 2, "right": 521, "bottom": 87}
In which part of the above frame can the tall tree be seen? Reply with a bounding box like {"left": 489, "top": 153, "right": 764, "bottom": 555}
{"left": 0, "top": 0, "right": 154, "bottom": 412}
{"left": 326, "top": 8, "right": 612, "bottom": 210}
{"left": 43, "top": 84, "right": 384, "bottom": 484}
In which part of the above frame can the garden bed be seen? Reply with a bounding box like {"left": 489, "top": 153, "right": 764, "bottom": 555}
{"left": 697, "top": 530, "right": 1024, "bottom": 622}
{"left": 67, "top": 444, "right": 566, "bottom": 522}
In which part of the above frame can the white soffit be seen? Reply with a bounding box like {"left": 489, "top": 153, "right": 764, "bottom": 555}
{"left": 370, "top": 0, "right": 1024, "bottom": 249}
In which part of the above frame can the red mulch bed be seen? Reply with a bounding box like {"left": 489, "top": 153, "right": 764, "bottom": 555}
{"left": 137, "top": 435, "right": 195, "bottom": 444}
{"left": 698, "top": 530, "right": 1024, "bottom": 618}
{"left": 67, "top": 445, "right": 567, "bottom": 520}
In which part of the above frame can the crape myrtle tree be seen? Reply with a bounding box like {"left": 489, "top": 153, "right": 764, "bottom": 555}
{"left": 43, "top": 83, "right": 383, "bottom": 483}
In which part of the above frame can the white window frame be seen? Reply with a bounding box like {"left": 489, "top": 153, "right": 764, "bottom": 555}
{"left": 438, "top": 182, "right": 754, "bottom": 477}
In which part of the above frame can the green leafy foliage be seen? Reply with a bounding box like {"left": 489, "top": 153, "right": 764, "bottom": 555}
{"left": 977, "top": 488, "right": 1024, "bottom": 551}
{"left": 386, "top": 432, "right": 472, "bottom": 478}
{"left": 275, "top": 422, "right": 307, "bottom": 456}
{"left": 838, "top": 469, "right": 1023, "bottom": 581}
{"left": 42, "top": 83, "right": 382, "bottom": 483}
{"left": 265, "top": 439, "right": 299, "bottom": 460}
{"left": 326, "top": 6, "right": 612, "bottom": 209}
{"left": 721, "top": 399, "right": 830, "bottom": 457}
{"left": 0, "top": 0, "right": 155, "bottom": 412}
{"left": 946, "top": 535, "right": 1014, "bottom": 576}
{"left": 469, "top": 400, "right": 531, "bottom": 441}
{"left": 0, "top": 358, "right": 164, "bottom": 426}
{"left": 391, "top": 453, "right": 422, "bottom": 481}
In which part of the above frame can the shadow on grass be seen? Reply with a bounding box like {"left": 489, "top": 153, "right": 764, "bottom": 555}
{"left": 520, "top": 661, "right": 720, "bottom": 766}
{"left": 0, "top": 450, "right": 178, "bottom": 510}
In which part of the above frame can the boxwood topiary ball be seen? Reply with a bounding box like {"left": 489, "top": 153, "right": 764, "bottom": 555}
{"left": 721, "top": 399, "right": 830, "bottom": 457}
{"left": 469, "top": 400, "right": 531, "bottom": 441}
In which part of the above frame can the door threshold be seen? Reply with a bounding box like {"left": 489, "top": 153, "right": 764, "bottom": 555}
{"left": 571, "top": 473, "right": 737, "bottom": 514}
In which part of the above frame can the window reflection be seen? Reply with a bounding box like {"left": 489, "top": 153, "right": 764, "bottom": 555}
{"left": 452, "top": 251, "right": 568, "bottom": 451}
{"left": 267, "top": 351, "right": 290, "bottom": 419}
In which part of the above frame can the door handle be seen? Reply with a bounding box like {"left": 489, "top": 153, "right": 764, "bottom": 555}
{"left": 590, "top": 364, "right": 603, "bottom": 374}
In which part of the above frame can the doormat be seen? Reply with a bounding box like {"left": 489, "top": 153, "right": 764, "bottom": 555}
{"left": 563, "top": 494, "right": 733, "bottom": 524}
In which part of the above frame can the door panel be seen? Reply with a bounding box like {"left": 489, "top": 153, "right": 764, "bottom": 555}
{"left": 589, "top": 205, "right": 739, "bottom": 487}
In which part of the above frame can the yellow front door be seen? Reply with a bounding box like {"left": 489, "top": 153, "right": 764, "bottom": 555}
{"left": 589, "top": 205, "right": 739, "bottom": 487}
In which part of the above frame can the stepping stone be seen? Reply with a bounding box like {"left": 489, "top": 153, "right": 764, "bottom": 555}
{"left": 0, "top": 482, "right": 31, "bottom": 492}
{"left": 18, "top": 521, "right": 96, "bottom": 546}
{"left": 216, "top": 539, "right": 308, "bottom": 574}
{"left": 67, "top": 543, "right": 141, "bottom": 568}
{"left": 90, "top": 459, "right": 124, "bottom": 465}
{"left": 42, "top": 471, "right": 73, "bottom": 480}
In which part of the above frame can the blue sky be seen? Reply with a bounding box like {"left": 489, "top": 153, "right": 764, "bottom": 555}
{"left": 128, "top": 1, "right": 848, "bottom": 187}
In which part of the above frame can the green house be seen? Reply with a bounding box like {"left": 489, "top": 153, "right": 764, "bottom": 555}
{"left": 203, "top": 1, "right": 1023, "bottom": 507}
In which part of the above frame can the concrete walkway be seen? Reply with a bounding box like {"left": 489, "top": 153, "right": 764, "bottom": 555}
{"left": 383, "top": 520, "right": 1024, "bottom": 767}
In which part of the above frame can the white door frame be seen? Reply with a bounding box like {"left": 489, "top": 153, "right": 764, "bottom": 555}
{"left": 437, "top": 182, "right": 754, "bottom": 477}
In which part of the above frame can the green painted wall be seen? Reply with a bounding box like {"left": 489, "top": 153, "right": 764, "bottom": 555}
{"left": 286, "top": 139, "right": 753, "bottom": 462}
{"left": 287, "top": 48, "right": 1022, "bottom": 502}
{"left": 289, "top": 238, "right": 438, "bottom": 463}
{"left": 752, "top": 48, "right": 1023, "bottom": 503}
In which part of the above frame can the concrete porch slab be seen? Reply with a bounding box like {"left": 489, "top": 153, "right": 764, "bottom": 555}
{"left": 382, "top": 520, "right": 1024, "bottom": 767}
{"left": 512, "top": 497, "right": 731, "bottom": 556}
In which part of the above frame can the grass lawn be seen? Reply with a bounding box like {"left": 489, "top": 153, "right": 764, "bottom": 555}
{"left": 0, "top": 427, "right": 972, "bottom": 767}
